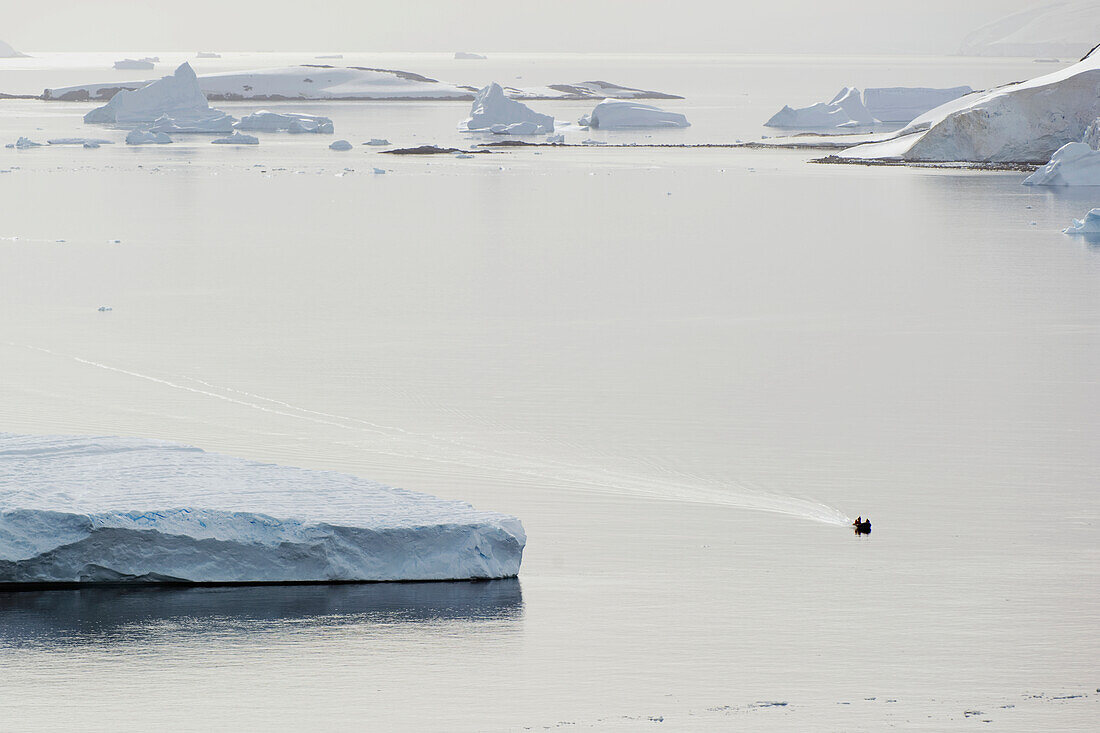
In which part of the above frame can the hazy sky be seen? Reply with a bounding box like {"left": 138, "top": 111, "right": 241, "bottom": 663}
{"left": 3, "top": 0, "right": 1041, "bottom": 54}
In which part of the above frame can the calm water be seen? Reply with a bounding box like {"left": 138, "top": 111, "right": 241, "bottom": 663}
{"left": 0, "top": 53, "right": 1097, "bottom": 731}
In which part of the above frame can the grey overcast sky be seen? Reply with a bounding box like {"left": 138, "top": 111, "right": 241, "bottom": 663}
{"left": 2, "top": 0, "right": 1039, "bottom": 54}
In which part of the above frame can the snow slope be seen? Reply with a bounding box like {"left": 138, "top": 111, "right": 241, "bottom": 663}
{"left": 959, "top": 1, "right": 1100, "bottom": 58}
{"left": 839, "top": 49, "right": 1100, "bottom": 163}
{"left": 0, "top": 433, "right": 525, "bottom": 584}
{"left": 44, "top": 67, "right": 681, "bottom": 102}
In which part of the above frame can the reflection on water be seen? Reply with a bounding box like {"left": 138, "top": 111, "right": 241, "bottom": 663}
{"left": 0, "top": 580, "right": 523, "bottom": 648}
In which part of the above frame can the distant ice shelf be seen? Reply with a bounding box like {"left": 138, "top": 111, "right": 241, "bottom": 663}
{"left": 0, "top": 433, "right": 525, "bottom": 584}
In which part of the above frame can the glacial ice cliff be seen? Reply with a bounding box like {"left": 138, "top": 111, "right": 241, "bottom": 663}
{"left": 0, "top": 433, "right": 525, "bottom": 584}
{"left": 839, "top": 48, "right": 1100, "bottom": 163}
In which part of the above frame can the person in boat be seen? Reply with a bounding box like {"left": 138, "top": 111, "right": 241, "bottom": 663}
{"left": 853, "top": 516, "right": 871, "bottom": 534}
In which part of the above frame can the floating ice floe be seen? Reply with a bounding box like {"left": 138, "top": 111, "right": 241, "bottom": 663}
{"left": 579, "top": 99, "right": 690, "bottom": 129}
{"left": 6, "top": 137, "right": 43, "bottom": 148}
{"left": 0, "top": 432, "right": 525, "bottom": 584}
{"left": 455, "top": 52, "right": 487, "bottom": 60}
{"left": 1064, "top": 208, "right": 1100, "bottom": 236}
{"left": 126, "top": 129, "right": 172, "bottom": 144}
{"left": 1024, "top": 141, "right": 1100, "bottom": 186}
{"left": 372, "top": 167, "right": 386, "bottom": 174}
{"left": 196, "top": 52, "right": 221, "bottom": 59}
{"left": 236, "top": 110, "right": 334, "bottom": 134}
{"left": 114, "top": 58, "right": 158, "bottom": 71}
{"left": 96, "top": 306, "right": 112, "bottom": 312}
{"left": 461, "top": 83, "right": 554, "bottom": 134}
{"left": 364, "top": 138, "right": 391, "bottom": 146}
{"left": 329, "top": 139, "right": 352, "bottom": 150}
{"left": 212, "top": 131, "right": 259, "bottom": 145}
{"left": 47, "top": 138, "right": 114, "bottom": 146}
{"left": 546, "top": 134, "right": 565, "bottom": 143}
{"left": 839, "top": 48, "right": 1100, "bottom": 163}
{"left": 84, "top": 62, "right": 237, "bottom": 133}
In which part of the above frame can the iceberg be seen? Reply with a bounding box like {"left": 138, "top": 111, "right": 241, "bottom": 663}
{"left": 148, "top": 112, "right": 236, "bottom": 133}
{"left": 6, "top": 136, "right": 43, "bottom": 148}
{"left": 364, "top": 138, "right": 391, "bottom": 146}
{"left": 0, "top": 433, "right": 525, "bottom": 584}
{"left": 114, "top": 58, "right": 157, "bottom": 71}
{"left": 454, "top": 52, "right": 487, "bottom": 60}
{"left": 329, "top": 139, "right": 353, "bottom": 150}
{"left": 196, "top": 52, "right": 221, "bottom": 59}
{"left": 767, "top": 87, "right": 973, "bottom": 128}
{"left": 0, "top": 39, "right": 27, "bottom": 58}
{"left": 766, "top": 87, "right": 875, "bottom": 128}
{"left": 839, "top": 48, "right": 1100, "bottom": 163}
{"left": 236, "top": 110, "right": 334, "bottom": 134}
{"left": 959, "top": 1, "right": 1100, "bottom": 58}
{"left": 125, "top": 129, "right": 172, "bottom": 144}
{"left": 84, "top": 62, "right": 235, "bottom": 130}
{"left": 1024, "top": 142, "right": 1100, "bottom": 186}
{"left": 212, "top": 131, "right": 259, "bottom": 145}
{"left": 1063, "top": 208, "right": 1100, "bottom": 236}
{"left": 579, "top": 99, "right": 690, "bottom": 129}
{"left": 47, "top": 137, "right": 114, "bottom": 145}
{"left": 460, "top": 83, "right": 554, "bottom": 133}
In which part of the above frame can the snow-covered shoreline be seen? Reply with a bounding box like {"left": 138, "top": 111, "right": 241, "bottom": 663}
{"left": 0, "top": 433, "right": 526, "bottom": 585}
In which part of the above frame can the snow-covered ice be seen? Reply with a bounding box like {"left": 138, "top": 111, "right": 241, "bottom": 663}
{"left": 329, "top": 139, "right": 353, "bottom": 150}
{"left": 84, "top": 62, "right": 237, "bottom": 132}
{"left": 125, "top": 129, "right": 172, "bottom": 145}
{"left": 1025, "top": 141, "right": 1100, "bottom": 186}
{"left": 1063, "top": 208, "right": 1100, "bottom": 235}
{"left": 839, "top": 48, "right": 1100, "bottom": 163}
{"left": 114, "top": 58, "right": 157, "bottom": 71}
{"left": 212, "top": 131, "right": 259, "bottom": 145}
{"left": 861, "top": 87, "right": 975, "bottom": 123}
{"left": 461, "top": 83, "right": 554, "bottom": 133}
{"left": 236, "top": 110, "right": 334, "bottom": 134}
{"left": 0, "top": 433, "right": 525, "bottom": 584}
{"left": 579, "top": 99, "right": 690, "bottom": 129}
{"left": 959, "top": 1, "right": 1100, "bottom": 58}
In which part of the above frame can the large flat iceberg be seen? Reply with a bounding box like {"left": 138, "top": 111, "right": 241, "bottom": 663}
{"left": 461, "top": 83, "right": 554, "bottom": 133}
{"left": 83, "top": 62, "right": 236, "bottom": 131}
{"left": 766, "top": 86, "right": 973, "bottom": 128}
{"left": 839, "top": 47, "right": 1100, "bottom": 163}
{"left": 580, "top": 99, "right": 690, "bottom": 129}
{"left": 44, "top": 67, "right": 681, "bottom": 103}
{"left": 0, "top": 433, "right": 525, "bottom": 584}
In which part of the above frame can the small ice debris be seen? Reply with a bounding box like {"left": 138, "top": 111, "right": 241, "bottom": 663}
{"left": 454, "top": 153, "right": 474, "bottom": 159}
{"left": 461, "top": 82, "right": 554, "bottom": 134}
{"left": 329, "top": 139, "right": 353, "bottom": 151}
{"left": 1063, "top": 208, "right": 1100, "bottom": 236}
{"left": 364, "top": 138, "right": 391, "bottom": 146}
{"left": 546, "top": 134, "right": 565, "bottom": 143}
{"left": 236, "top": 111, "right": 333, "bottom": 134}
{"left": 97, "top": 305, "right": 113, "bottom": 312}
{"left": 454, "top": 52, "right": 487, "bottom": 60}
{"left": 125, "top": 129, "right": 173, "bottom": 145}
{"left": 581, "top": 139, "right": 607, "bottom": 145}
{"left": 579, "top": 99, "right": 690, "bottom": 129}
{"left": 372, "top": 167, "right": 386, "bottom": 174}
{"left": 113, "top": 57, "right": 158, "bottom": 71}
{"left": 211, "top": 131, "right": 259, "bottom": 145}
